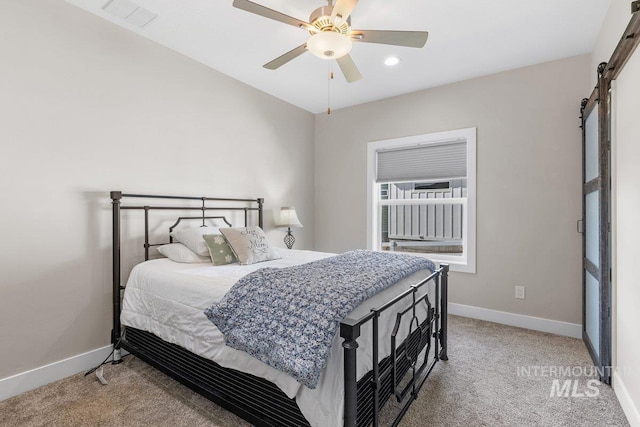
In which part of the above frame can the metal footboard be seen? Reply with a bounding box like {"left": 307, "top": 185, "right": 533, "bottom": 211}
{"left": 341, "top": 264, "right": 449, "bottom": 427}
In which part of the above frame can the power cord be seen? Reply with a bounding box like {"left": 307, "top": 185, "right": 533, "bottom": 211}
{"left": 84, "top": 336, "right": 127, "bottom": 377}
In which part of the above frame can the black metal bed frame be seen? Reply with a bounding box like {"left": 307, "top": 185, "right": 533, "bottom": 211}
{"left": 111, "top": 191, "right": 449, "bottom": 427}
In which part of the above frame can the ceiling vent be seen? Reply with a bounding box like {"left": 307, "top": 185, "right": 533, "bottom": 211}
{"left": 103, "top": 0, "right": 157, "bottom": 28}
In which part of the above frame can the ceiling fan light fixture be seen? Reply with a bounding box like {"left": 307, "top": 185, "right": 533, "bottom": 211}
{"left": 307, "top": 31, "right": 352, "bottom": 60}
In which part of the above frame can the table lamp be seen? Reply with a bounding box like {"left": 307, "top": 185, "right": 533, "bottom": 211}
{"left": 277, "top": 207, "right": 303, "bottom": 249}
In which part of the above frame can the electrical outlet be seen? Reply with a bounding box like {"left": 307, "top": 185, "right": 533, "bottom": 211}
{"left": 515, "top": 286, "right": 526, "bottom": 300}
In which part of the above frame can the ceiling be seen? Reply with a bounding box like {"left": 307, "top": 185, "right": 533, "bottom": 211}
{"left": 67, "top": 0, "right": 611, "bottom": 113}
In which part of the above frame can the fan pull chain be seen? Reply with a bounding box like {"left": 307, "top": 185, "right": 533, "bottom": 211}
{"left": 327, "top": 62, "right": 334, "bottom": 115}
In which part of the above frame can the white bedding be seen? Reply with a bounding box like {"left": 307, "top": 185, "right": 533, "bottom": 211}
{"left": 121, "top": 249, "right": 435, "bottom": 427}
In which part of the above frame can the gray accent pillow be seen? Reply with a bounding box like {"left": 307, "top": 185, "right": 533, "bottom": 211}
{"left": 157, "top": 243, "right": 210, "bottom": 263}
{"left": 220, "top": 227, "right": 281, "bottom": 265}
{"left": 203, "top": 234, "right": 238, "bottom": 266}
{"left": 170, "top": 227, "right": 220, "bottom": 257}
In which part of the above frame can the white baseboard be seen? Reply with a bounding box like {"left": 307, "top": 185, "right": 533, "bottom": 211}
{"left": 448, "top": 303, "right": 582, "bottom": 339}
{"left": 0, "top": 345, "right": 113, "bottom": 402}
{"left": 614, "top": 373, "right": 640, "bottom": 427}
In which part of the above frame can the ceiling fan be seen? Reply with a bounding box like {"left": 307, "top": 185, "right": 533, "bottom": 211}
{"left": 232, "top": 0, "right": 429, "bottom": 83}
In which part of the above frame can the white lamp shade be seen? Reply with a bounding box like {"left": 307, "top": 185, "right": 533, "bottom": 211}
{"left": 277, "top": 207, "right": 303, "bottom": 228}
{"left": 306, "top": 32, "right": 352, "bottom": 60}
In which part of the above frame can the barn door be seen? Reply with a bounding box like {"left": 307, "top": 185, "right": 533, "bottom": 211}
{"left": 580, "top": 63, "right": 611, "bottom": 384}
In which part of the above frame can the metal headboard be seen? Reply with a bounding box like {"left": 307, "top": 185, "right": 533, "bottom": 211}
{"left": 110, "top": 191, "right": 264, "bottom": 349}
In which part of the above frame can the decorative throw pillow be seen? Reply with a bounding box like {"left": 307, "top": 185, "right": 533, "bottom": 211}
{"left": 220, "top": 226, "right": 281, "bottom": 265}
{"left": 170, "top": 227, "right": 220, "bottom": 257}
{"left": 157, "top": 243, "right": 210, "bottom": 263}
{"left": 203, "top": 234, "right": 238, "bottom": 266}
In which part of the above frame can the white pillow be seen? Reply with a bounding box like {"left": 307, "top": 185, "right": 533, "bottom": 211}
{"left": 170, "top": 227, "right": 220, "bottom": 257}
{"left": 157, "top": 243, "right": 210, "bottom": 263}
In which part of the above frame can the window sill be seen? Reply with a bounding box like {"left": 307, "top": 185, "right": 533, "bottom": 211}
{"left": 380, "top": 249, "right": 475, "bottom": 274}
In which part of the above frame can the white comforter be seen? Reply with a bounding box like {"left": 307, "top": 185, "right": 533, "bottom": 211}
{"left": 121, "top": 249, "right": 434, "bottom": 427}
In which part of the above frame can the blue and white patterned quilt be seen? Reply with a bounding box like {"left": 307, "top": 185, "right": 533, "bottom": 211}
{"left": 204, "top": 249, "right": 435, "bottom": 389}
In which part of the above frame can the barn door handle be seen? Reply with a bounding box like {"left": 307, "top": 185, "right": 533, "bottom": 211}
{"left": 577, "top": 219, "right": 584, "bottom": 234}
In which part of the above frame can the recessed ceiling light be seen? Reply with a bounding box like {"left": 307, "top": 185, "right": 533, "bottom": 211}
{"left": 384, "top": 56, "right": 400, "bottom": 66}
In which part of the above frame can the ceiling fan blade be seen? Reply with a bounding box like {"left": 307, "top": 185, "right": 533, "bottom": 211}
{"left": 336, "top": 54, "right": 362, "bottom": 83}
{"left": 263, "top": 44, "right": 308, "bottom": 70}
{"left": 350, "top": 30, "right": 429, "bottom": 48}
{"left": 233, "top": 0, "right": 312, "bottom": 31}
{"left": 331, "top": 0, "right": 359, "bottom": 26}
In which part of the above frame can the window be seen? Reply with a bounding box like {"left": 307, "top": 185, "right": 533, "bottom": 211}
{"left": 367, "top": 128, "right": 476, "bottom": 273}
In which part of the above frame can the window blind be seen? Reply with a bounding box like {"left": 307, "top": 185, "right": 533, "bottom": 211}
{"left": 376, "top": 140, "right": 467, "bottom": 183}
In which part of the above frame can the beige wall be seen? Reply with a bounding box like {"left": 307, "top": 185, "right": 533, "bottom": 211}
{"left": 593, "top": 1, "right": 640, "bottom": 424}
{"left": 314, "top": 54, "right": 590, "bottom": 324}
{"left": 591, "top": 0, "right": 631, "bottom": 86}
{"left": 0, "top": 0, "right": 315, "bottom": 380}
{"left": 613, "top": 51, "right": 640, "bottom": 427}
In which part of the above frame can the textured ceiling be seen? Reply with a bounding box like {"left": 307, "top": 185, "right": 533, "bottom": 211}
{"left": 67, "top": 0, "right": 611, "bottom": 113}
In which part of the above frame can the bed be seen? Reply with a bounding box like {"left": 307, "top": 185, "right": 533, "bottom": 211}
{"left": 110, "top": 192, "right": 449, "bottom": 427}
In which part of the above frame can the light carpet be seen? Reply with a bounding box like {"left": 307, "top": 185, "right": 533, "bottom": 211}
{"left": 0, "top": 315, "right": 629, "bottom": 426}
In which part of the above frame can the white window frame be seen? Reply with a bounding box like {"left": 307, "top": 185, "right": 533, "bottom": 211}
{"left": 367, "top": 127, "right": 476, "bottom": 273}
